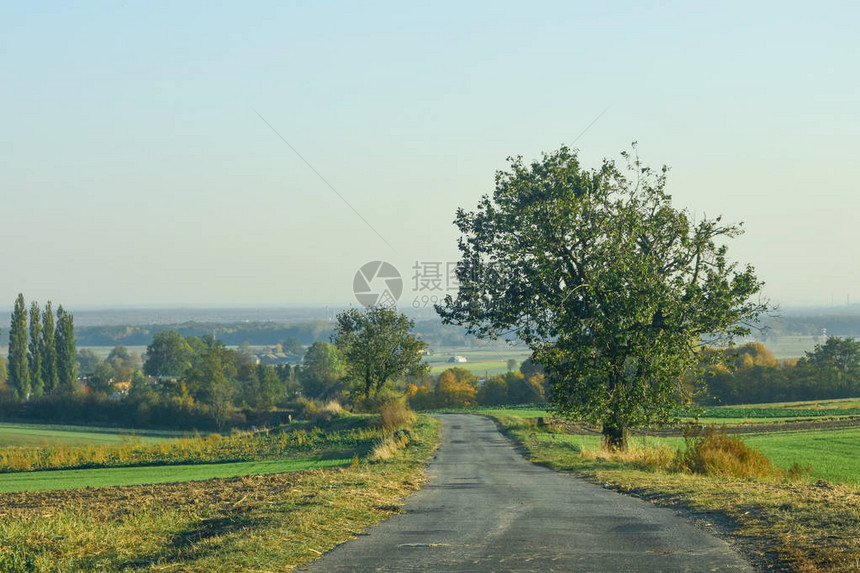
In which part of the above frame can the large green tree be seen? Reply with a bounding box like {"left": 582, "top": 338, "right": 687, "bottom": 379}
{"left": 8, "top": 294, "right": 30, "bottom": 399}
{"left": 437, "top": 145, "right": 766, "bottom": 449}
{"left": 40, "top": 302, "right": 59, "bottom": 394}
{"left": 55, "top": 305, "right": 78, "bottom": 392}
{"left": 28, "top": 300, "right": 43, "bottom": 397}
{"left": 332, "top": 307, "right": 428, "bottom": 397}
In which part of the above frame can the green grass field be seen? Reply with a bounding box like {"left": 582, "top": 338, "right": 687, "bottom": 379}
{"left": 743, "top": 428, "right": 860, "bottom": 486}
{"left": 0, "top": 456, "right": 351, "bottom": 493}
{"left": 497, "top": 416, "right": 860, "bottom": 486}
{"left": 428, "top": 360, "right": 520, "bottom": 376}
{"left": 0, "top": 422, "right": 187, "bottom": 447}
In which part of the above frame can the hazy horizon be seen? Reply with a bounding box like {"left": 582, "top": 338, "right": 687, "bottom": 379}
{"left": 3, "top": 2, "right": 858, "bottom": 309}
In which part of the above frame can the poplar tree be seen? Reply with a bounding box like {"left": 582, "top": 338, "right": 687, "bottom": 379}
{"left": 28, "top": 300, "right": 43, "bottom": 397}
{"left": 41, "top": 301, "right": 59, "bottom": 394}
{"left": 8, "top": 293, "right": 30, "bottom": 399}
{"left": 55, "top": 305, "right": 78, "bottom": 392}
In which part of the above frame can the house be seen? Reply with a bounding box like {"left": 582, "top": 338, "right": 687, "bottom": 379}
{"left": 447, "top": 355, "right": 468, "bottom": 363}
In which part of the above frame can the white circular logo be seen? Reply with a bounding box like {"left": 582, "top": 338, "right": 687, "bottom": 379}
{"left": 353, "top": 261, "right": 403, "bottom": 307}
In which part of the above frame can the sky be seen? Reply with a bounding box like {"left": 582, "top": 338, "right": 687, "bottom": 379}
{"left": 2, "top": 1, "right": 858, "bottom": 310}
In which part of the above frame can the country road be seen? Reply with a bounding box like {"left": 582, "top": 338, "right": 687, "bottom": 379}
{"left": 301, "top": 414, "right": 752, "bottom": 572}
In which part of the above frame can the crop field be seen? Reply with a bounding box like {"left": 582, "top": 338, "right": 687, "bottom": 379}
{"left": 424, "top": 345, "right": 531, "bottom": 376}
{"left": 743, "top": 428, "right": 860, "bottom": 486}
{"left": 0, "top": 455, "right": 351, "bottom": 493}
{"left": 0, "top": 416, "right": 440, "bottom": 572}
{"left": 0, "top": 422, "right": 187, "bottom": 447}
{"left": 0, "top": 416, "right": 378, "bottom": 475}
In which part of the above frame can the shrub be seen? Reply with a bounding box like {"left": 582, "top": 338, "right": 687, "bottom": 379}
{"left": 378, "top": 399, "right": 416, "bottom": 432}
{"left": 311, "top": 400, "right": 344, "bottom": 423}
{"left": 673, "top": 426, "right": 773, "bottom": 479}
{"left": 294, "top": 397, "right": 319, "bottom": 419}
{"left": 353, "top": 387, "right": 403, "bottom": 413}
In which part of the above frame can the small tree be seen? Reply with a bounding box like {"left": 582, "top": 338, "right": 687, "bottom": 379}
{"left": 88, "top": 361, "right": 115, "bottom": 396}
{"left": 478, "top": 376, "right": 508, "bottom": 405}
{"left": 333, "top": 306, "right": 428, "bottom": 398}
{"left": 435, "top": 369, "right": 477, "bottom": 407}
{"left": 438, "top": 145, "right": 766, "bottom": 449}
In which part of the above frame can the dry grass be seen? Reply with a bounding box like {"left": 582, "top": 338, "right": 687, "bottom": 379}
{"left": 370, "top": 434, "right": 411, "bottom": 461}
{"left": 580, "top": 443, "right": 675, "bottom": 473}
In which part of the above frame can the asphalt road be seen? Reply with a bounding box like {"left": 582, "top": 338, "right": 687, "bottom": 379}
{"left": 300, "top": 414, "right": 751, "bottom": 572}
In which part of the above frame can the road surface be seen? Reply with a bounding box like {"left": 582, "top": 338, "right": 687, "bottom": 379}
{"left": 301, "top": 414, "right": 751, "bottom": 572}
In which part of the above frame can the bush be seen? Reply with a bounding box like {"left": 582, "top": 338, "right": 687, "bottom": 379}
{"left": 353, "top": 387, "right": 403, "bottom": 413}
{"left": 673, "top": 426, "right": 773, "bottom": 479}
{"left": 311, "top": 400, "right": 344, "bottom": 423}
{"left": 294, "top": 397, "right": 319, "bottom": 419}
{"left": 377, "top": 399, "right": 416, "bottom": 432}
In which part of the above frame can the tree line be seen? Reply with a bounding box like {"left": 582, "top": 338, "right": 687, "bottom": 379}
{"left": 701, "top": 337, "right": 860, "bottom": 405}
{"left": 0, "top": 306, "right": 430, "bottom": 430}
{"left": 4, "top": 294, "right": 77, "bottom": 399}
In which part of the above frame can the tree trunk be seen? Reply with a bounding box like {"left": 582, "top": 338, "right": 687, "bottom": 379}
{"left": 601, "top": 422, "right": 628, "bottom": 451}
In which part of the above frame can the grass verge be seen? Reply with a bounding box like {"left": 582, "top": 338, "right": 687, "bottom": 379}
{"left": 0, "top": 415, "right": 439, "bottom": 572}
{"left": 491, "top": 414, "right": 860, "bottom": 572}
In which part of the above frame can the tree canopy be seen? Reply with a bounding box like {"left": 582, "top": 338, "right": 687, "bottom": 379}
{"left": 437, "top": 145, "right": 767, "bottom": 448}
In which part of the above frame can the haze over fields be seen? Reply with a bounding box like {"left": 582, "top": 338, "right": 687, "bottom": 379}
{"left": 2, "top": 2, "right": 858, "bottom": 308}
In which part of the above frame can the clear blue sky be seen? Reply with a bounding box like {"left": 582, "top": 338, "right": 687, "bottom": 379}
{"left": 2, "top": 1, "right": 858, "bottom": 308}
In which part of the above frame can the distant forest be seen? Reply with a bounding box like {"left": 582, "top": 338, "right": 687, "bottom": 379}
{"left": 3, "top": 307, "right": 860, "bottom": 349}
{"left": 56, "top": 319, "right": 495, "bottom": 349}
